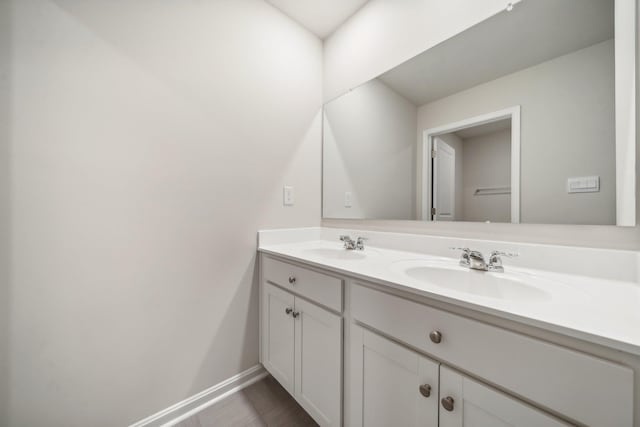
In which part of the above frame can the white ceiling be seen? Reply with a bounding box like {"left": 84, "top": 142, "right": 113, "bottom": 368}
{"left": 378, "top": 0, "right": 614, "bottom": 106}
{"left": 265, "top": 0, "right": 369, "bottom": 39}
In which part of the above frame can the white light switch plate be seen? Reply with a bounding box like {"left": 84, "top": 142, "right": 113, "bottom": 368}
{"left": 283, "top": 186, "right": 294, "bottom": 206}
{"left": 567, "top": 176, "right": 600, "bottom": 193}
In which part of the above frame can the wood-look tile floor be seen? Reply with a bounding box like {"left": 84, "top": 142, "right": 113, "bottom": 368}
{"left": 175, "top": 375, "right": 319, "bottom": 427}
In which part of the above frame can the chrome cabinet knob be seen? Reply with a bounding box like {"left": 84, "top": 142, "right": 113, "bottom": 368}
{"left": 429, "top": 330, "right": 442, "bottom": 344}
{"left": 441, "top": 396, "right": 454, "bottom": 411}
{"left": 285, "top": 307, "right": 293, "bottom": 315}
{"left": 292, "top": 311, "right": 300, "bottom": 318}
{"left": 419, "top": 384, "right": 432, "bottom": 398}
{"left": 288, "top": 276, "right": 296, "bottom": 284}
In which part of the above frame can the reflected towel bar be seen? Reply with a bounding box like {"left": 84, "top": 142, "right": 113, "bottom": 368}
{"left": 474, "top": 187, "right": 511, "bottom": 196}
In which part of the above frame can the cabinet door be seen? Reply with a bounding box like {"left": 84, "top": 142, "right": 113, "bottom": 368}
{"left": 294, "top": 297, "right": 342, "bottom": 427}
{"left": 350, "top": 324, "right": 439, "bottom": 427}
{"left": 262, "top": 283, "right": 296, "bottom": 394}
{"left": 439, "top": 366, "right": 569, "bottom": 427}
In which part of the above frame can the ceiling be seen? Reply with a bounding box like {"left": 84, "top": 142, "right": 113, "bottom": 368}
{"left": 265, "top": 0, "right": 369, "bottom": 39}
{"left": 378, "top": 0, "right": 614, "bottom": 106}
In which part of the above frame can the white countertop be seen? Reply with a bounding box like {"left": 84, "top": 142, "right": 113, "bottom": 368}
{"left": 258, "top": 231, "right": 640, "bottom": 356}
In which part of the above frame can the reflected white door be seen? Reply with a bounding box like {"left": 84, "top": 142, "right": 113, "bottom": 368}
{"left": 433, "top": 137, "right": 456, "bottom": 221}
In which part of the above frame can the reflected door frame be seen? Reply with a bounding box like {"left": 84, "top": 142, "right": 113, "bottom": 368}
{"left": 420, "top": 106, "right": 521, "bottom": 223}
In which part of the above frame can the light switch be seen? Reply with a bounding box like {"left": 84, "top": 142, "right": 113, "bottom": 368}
{"left": 567, "top": 176, "right": 599, "bottom": 193}
{"left": 283, "top": 186, "right": 294, "bottom": 206}
{"left": 344, "top": 191, "right": 353, "bottom": 208}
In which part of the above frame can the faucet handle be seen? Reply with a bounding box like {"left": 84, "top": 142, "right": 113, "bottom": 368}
{"left": 488, "top": 250, "right": 518, "bottom": 272}
{"left": 450, "top": 247, "right": 471, "bottom": 267}
{"left": 490, "top": 250, "right": 519, "bottom": 258}
{"left": 339, "top": 235, "right": 351, "bottom": 242}
{"left": 356, "top": 237, "right": 368, "bottom": 250}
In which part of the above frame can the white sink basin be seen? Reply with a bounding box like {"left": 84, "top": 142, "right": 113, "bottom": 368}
{"left": 391, "top": 259, "right": 553, "bottom": 302}
{"left": 302, "top": 248, "right": 369, "bottom": 260}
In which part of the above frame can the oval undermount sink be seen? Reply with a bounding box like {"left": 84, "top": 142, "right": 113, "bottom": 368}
{"left": 302, "top": 247, "right": 368, "bottom": 260}
{"left": 391, "top": 259, "right": 552, "bottom": 302}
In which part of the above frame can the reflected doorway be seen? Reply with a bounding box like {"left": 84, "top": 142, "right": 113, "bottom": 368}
{"left": 422, "top": 107, "right": 520, "bottom": 223}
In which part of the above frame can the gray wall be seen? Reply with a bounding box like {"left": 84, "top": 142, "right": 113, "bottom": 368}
{"left": 0, "top": 0, "right": 9, "bottom": 422}
{"left": 460, "top": 129, "right": 511, "bottom": 222}
{"left": 418, "top": 40, "right": 615, "bottom": 225}
{"left": 323, "top": 79, "right": 417, "bottom": 219}
{"left": 1, "top": 1, "right": 322, "bottom": 426}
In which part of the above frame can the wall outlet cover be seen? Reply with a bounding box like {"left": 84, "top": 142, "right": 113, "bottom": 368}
{"left": 344, "top": 191, "right": 353, "bottom": 208}
{"left": 283, "top": 186, "right": 295, "bottom": 206}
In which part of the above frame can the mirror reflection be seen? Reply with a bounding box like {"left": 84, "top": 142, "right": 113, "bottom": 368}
{"left": 432, "top": 118, "right": 513, "bottom": 223}
{"left": 323, "top": 0, "right": 617, "bottom": 225}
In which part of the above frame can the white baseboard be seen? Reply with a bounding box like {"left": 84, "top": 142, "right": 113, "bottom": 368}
{"left": 129, "top": 364, "right": 268, "bottom": 427}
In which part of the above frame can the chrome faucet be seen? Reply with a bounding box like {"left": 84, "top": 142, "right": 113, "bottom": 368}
{"left": 340, "top": 235, "right": 368, "bottom": 250}
{"left": 469, "top": 250, "right": 489, "bottom": 270}
{"left": 450, "top": 248, "right": 518, "bottom": 272}
{"left": 340, "top": 235, "right": 356, "bottom": 249}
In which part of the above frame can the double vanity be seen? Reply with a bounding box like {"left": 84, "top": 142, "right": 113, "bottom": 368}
{"left": 256, "top": 0, "right": 640, "bottom": 425}
{"left": 258, "top": 227, "right": 640, "bottom": 427}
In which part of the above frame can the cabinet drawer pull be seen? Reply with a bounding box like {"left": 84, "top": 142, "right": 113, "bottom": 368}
{"left": 285, "top": 307, "right": 293, "bottom": 315}
{"left": 288, "top": 276, "right": 296, "bottom": 284}
{"left": 419, "top": 384, "right": 432, "bottom": 398}
{"left": 292, "top": 311, "right": 300, "bottom": 318}
{"left": 441, "top": 396, "right": 454, "bottom": 411}
{"left": 429, "top": 330, "right": 442, "bottom": 344}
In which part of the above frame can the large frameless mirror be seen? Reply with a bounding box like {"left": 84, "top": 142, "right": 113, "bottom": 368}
{"left": 322, "top": 0, "right": 636, "bottom": 225}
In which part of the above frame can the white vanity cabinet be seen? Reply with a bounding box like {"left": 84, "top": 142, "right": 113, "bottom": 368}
{"left": 261, "top": 257, "right": 343, "bottom": 427}
{"left": 262, "top": 283, "right": 297, "bottom": 393}
{"left": 350, "top": 283, "right": 634, "bottom": 427}
{"left": 439, "top": 366, "right": 568, "bottom": 427}
{"left": 350, "top": 323, "right": 567, "bottom": 427}
{"left": 294, "top": 296, "right": 342, "bottom": 426}
{"left": 350, "top": 324, "right": 439, "bottom": 427}
{"left": 259, "top": 254, "right": 636, "bottom": 427}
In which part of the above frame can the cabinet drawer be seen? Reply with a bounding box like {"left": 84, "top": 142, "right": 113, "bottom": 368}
{"left": 351, "top": 283, "right": 634, "bottom": 427}
{"left": 262, "top": 256, "right": 343, "bottom": 312}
